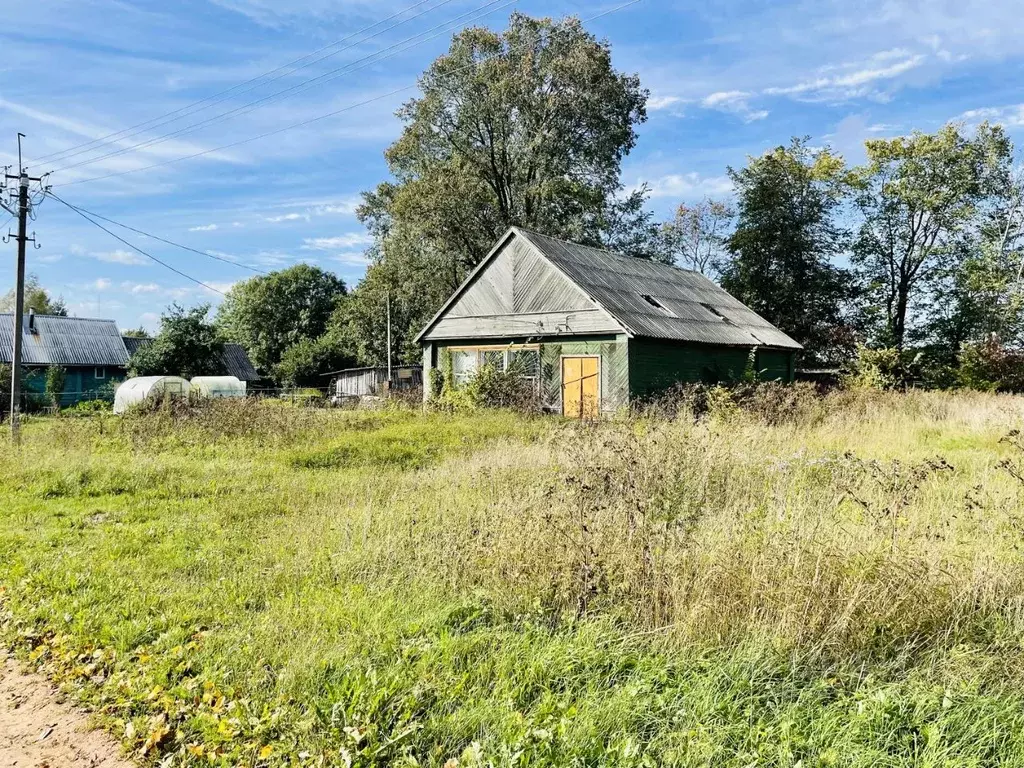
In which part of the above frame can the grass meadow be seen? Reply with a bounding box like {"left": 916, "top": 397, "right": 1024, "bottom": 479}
{"left": 2, "top": 389, "right": 1024, "bottom": 767}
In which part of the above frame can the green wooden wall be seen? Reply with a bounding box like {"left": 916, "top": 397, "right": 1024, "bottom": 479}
{"left": 627, "top": 338, "right": 796, "bottom": 398}
{"left": 429, "top": 336, "right": 795, "bottom": 413}
{"left": 22, "top": 365, "right": 124, "bottom": 406}
{"left": 539, "top": 336, "right": 628, "bottom": 414}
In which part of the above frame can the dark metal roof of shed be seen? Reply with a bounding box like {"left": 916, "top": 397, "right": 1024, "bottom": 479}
{"left": 0, "top": 314, "right": 129, "bottom": 366}
{"left": 515, "top": 229, "right": 802, "bottom": 350}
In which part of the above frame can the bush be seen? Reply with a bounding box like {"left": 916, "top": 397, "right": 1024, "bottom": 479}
{"left": 843, "top": 345, "right": 922, "bottom": 390}
{"left": 63, "top": 399, "right": 112, "bottom": 415}
{"left": 432, "top": 363, "right": 542, "bottom": 414}
{"left": 956, "top": 336, "right": 1024, "bottom": 392}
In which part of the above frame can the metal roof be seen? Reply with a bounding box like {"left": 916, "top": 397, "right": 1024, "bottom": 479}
{"left": 321, "top": 365, "right": 423, "bottom": 377}
{"left": 516, "top": 229, "right": 801, "bottom": 349}
{"left": 0, "top": 314, "right": 129, "bottom": 366}
{"left": 122, "top": 337, "right": 260, "bottom": 381}
{"left": 418, "top": 228, "right": 802, "bottom": 350}
{"left": 219, "top": 343, "right": 260, "bottom": 381}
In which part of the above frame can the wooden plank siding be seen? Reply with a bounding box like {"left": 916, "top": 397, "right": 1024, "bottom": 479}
{"left": 628, "top": 338, "right": 796, "bottom": 399}
{"left": 426, "top": 238, "right": 621, "bottom": 341}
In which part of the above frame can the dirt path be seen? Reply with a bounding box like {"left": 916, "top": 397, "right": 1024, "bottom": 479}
{"left": 0, "top": 651, "right": 133, "bottom": 768}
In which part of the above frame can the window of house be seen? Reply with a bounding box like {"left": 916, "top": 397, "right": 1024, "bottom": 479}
{"left": 449, "top": 346, "right": 540, "bottom": 390}
{"left": 95, "top": 367, "right": 105, "bottom": 379}
{"left": 481, "top": 350, "right": 506, "bottom": 370}
{"left": 451, "top": 350, "right": 478, "bottom": 386}
{"left": 641, "top": 294, "right": 676, "bottom": 317}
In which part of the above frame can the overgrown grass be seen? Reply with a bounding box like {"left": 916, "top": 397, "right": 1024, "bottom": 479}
{"left": 2, "top": 391, "right": 1024, "bottom": 766}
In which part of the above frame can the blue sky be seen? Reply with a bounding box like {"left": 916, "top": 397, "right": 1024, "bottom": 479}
{"left": 2, "top": 0, "right": 1023, "bottom": 332}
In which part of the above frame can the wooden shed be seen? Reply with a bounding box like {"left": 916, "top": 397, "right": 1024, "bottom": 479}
{"left": 417, "top": 227, "right": 802, "bottom": 417}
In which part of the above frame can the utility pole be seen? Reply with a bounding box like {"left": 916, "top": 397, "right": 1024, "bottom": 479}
{"left": 2, "top": 134, "right": 44, "bottom": 446}
{"left": 385, "top": 290, "right": 392, "bottom": 393}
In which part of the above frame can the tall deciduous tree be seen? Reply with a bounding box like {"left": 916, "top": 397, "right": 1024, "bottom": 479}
{"left": 721, "top": 139, "right": 857, "bottom": 365}
{"left": 129, "top": 305, "right": 225, "bottom": 380}
{"left": 661, "top": 199, "right": 734, "bottom": 275}
{"left": 0, "top": 274, "right": 66, "bottom": 316}
{"left": 216, "top": 264, "right": 347, "bottom": 372}
{"left": 853, "top": 123, "right": 1013, "bottom": 349}
{"left": 361, "top": 12, "right": 649, "bottom": 271}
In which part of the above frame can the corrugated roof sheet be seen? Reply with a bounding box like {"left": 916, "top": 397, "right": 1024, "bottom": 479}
{"left": 514, "top": 229, "right": 802, "bottom": 350}
{"left": 220, "top": 343, "right": 260, "bottom": 381}
{"left": 0, "top": 314, "right": 129, "bottom": 366}
{"left": 122, "top": 336, "right": 261, "bottom": 381}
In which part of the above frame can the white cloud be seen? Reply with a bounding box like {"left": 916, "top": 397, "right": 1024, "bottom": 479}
{"left": 765, "top": 53, "right": 926, "bottom": 100}
{"left": 302, "top": 233, "right": 373, "bottom": 250}
{"left": 331, "top": 251, "right": 372, "bottom": 267}
{"left": 121, "top": 281, "right": 161, "bottom": 294}
{"left": 700, "top": 91, "right": 769, "bottom": 122}
{"left": 92, "top": 249, "right": 148, "bottom": 265}
{"left": 960, "top": 104, "right": 1024, "bottom": 127}
{"left": 648, "top": 95, "right": 684, "bottom": 111}
{"left": 644, "top": 173, "right": 733, "bottom": 200}
{"left": 188, "top": 223, "right": 219, "bottom": 232}
{"left": 263, "top": 212, "right": 308, "bottom": 223}
{"left": 89, "top": 278, "right": 111, "bottom": 291}
{"left": 36, "top": 253, "right": 64, "bottom": 263}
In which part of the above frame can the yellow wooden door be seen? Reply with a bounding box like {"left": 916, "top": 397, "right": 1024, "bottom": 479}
{"left": 562, "top": 357, "right": 600, "bottom": 419}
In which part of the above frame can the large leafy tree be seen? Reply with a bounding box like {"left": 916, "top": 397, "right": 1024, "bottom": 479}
{"left": 352, "top": 13, "right": 651, "bottom": 359}
{"left": 720, "top": 139, "right": 858, "bottom": 365}
{"left": 853, "top": 123, "right": 1013, "bottom": 349}
{"left": 367, "top": 12, "right": 649, "bottom": 263}
{"left": 129, "top": 304, "right": 225, "bottom": 380}
{"left": 216, "top": 264, "right": 347, "bottom": 372}
{"left": 0, "top": 274, "right": 66, "bottom": 316}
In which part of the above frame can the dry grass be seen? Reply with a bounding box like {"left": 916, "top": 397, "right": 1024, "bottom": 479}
{"left": 2, "top": 389, "right": 1024, "bottom": 766}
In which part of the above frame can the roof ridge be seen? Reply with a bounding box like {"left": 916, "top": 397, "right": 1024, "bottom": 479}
{"left": 0, "top": 313, "right": 118, "bottom": 323}
{"left": 512, "top": 226, "right": 702, "bottom": 276}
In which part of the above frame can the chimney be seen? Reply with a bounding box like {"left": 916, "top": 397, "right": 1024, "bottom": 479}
{"left": 28, "top": 308, "right": 36, "bottom": 334}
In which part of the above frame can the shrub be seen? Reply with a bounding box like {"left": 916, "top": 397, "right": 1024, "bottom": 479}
{"left": 956, "top": 336, "right": 1024, "bottom": 392}
{"left": 843, "top": 345, "right": 922, "bottom": 390}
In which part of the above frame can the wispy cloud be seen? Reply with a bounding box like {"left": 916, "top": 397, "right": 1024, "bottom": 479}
{"left": 700, "top": 91, "right": 769, "bottom": 122}
{"left": 263, "top": 212, "right": 309, "bottom": 224}
{"left": 648, "top": 95, "right": 685, "bottom": 112}
{"left": 960, "top": 104, "right": 1024, "bottom": 127}
{"left": 91, "top": 249, "right": 148, "bottom": 266}
{"left": 644, "top": 173, "right": 733, "bottom": 200}
{"left": 188, "top": 223, "right": 219, "bottom": 232}
{"left": 121, "top": 281, "right": 161, "bottom": 294}
{"left": 765, "top": 52, "right": 927, "bottom": 100}
{"left": 302, "top": 233, "right": 373, "bottom": 250}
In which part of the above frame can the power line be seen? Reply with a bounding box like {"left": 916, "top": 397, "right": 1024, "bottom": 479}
{"left": 28, "top": 0, "right": 452, "bottom": 168}
{"left": 46, "top": 191, "right": 228, "bottom": 296}
{"left": 51, "top": 0, "right": 512, "bottom": 175}
{"left": 55, "top": 0, "right": 643, "bottom": 189}
{"left": 44, "top": 197, "right": 269, "bottom": 275}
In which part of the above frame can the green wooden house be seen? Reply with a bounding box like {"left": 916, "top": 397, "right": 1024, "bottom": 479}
{"left": 0, "top": 312, "right": 130, "bottom": 406}
{"left": 417, "top": 228, "right": 802, "bottom": 417}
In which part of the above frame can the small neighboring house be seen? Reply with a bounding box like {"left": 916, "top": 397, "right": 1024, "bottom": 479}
{"left": 417, "top": 227, "right": 802, "bottom": 418}
{"left": 0, "top": 312, "right": 129, "bottom": 405}
{"left": 324, "top": 365, "right": 423, "bottom": 401}
{"left": 0, "top": 312, "right": 260, "bottom": 406}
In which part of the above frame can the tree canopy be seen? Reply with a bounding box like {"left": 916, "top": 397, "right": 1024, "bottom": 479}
{"left": 0, "top": 274, "right": 66, "bottom": 316}
{"left": 720, "top": 139, "right": 858, "bottom": 365}
{"left": 129, "top": 304, "right": 225, "bottom": 380}
{"left": 216, "top": 264, "right": 347, "bottom": 372}
{"left": 853, "top": 123, "right": 1013, "bottom": 350}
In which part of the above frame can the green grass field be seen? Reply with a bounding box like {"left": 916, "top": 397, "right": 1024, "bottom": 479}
{"left": 3, "top": 390, "right": 1024, "bottom": 767}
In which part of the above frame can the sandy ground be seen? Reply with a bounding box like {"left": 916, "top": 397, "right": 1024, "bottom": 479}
{"left": 0, "top": 651, "right": 133, "bottom": 768}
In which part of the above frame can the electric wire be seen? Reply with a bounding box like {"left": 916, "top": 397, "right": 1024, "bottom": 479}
{"left": 51, "top": 0, "right": 511, "bottom": 175}
{"left": 46, "top": 191, "right": 228, "bottom": 296}
{"left": 28, "top": 0, "right": 452, "bottom": 167}
{"left": 55, "top": 0, "right": 643, "bottom": 189}
{"left": 44, "top": 197, "right": 269, "bottom": 275}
